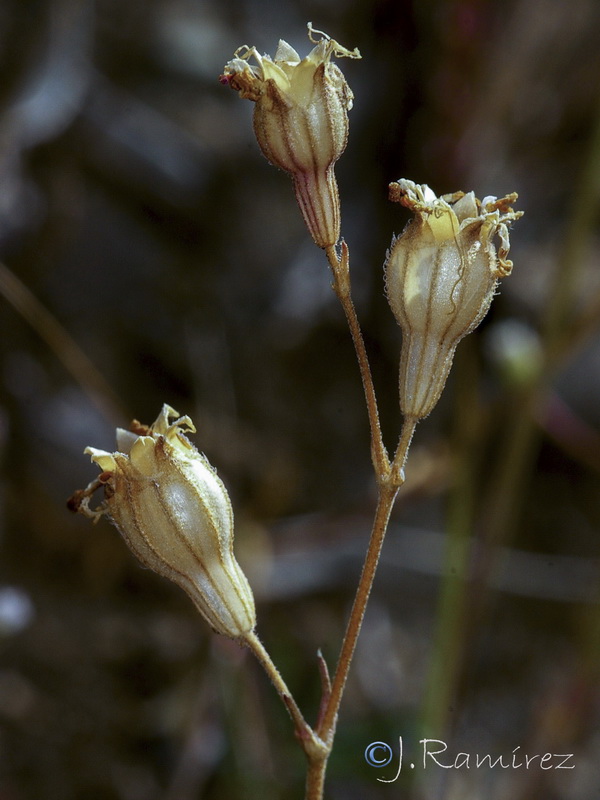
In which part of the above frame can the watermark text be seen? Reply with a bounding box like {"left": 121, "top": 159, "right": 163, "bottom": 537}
{"left": 364, "top": 737, "right": 574, "bottom": 783}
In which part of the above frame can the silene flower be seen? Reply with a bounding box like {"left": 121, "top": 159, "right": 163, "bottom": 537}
{"left": 221, "top": 23, "right": 361, "bottom": 249}
{"left": 68, "top": 405, "right": 256, "bottom": 640}
{"left": 385, "top": 179, "right": 523, "bottom": 420}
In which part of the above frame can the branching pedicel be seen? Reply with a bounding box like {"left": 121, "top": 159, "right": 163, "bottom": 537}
{"left": 70, "top": 23, "right": 522, "bottom": 800}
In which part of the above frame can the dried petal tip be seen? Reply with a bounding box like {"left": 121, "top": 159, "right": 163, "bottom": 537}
{"left": 69, "top": 404, "right": 256, "bottom": 640}
{"left": 221, "top": 24, "right": 360, "bottom": 248}
{"left": 385, "top": 180, "right": 523, "bottom": 419}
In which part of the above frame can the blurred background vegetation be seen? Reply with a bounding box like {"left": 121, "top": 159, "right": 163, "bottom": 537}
{"left": 0, "top": 0, "right": 599, "bottom": 798}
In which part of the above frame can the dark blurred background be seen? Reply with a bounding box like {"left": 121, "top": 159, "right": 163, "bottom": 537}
{"left": 0, "top": 0, "right": 599, "bottom": 798}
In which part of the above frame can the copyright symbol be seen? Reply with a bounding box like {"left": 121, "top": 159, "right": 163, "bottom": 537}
{"left": 364, "top": 741, "right": 393, "bottom": 767}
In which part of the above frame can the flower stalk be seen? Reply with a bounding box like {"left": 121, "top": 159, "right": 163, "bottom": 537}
{"left": 326, "top": 241, "right": 390, "bottom": 479}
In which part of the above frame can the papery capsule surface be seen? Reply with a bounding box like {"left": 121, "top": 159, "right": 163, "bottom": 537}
{"left": 385, "top": 180, "right": 523, "bottom": 419}
{"left": 70, "top": 405, "right": 256, "bottom": 639}
{"left": 222, "top": 23, "right": 360, "bottom": 248}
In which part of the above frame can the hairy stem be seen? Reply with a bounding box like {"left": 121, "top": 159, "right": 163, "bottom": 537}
{"left": 246, "top": 242, "right": 418, "bottom": 800}
{"left": 325, "top": 242, "right": 391, "bottom": 479}
{"left": 305, "top": 418, "right": 416, "bottom": 797}
{"left": 317, "top": 483, "right": 398, "bottom": 739}
{"left": 244, "top": 630, "right": 328, "bottom": 761}
{"left": 318, "top": 417, "right": 416, "bottom": 739}
{"left": 305, "top": 754, "right": 328, "bottom": 800}
{"left": 301, "top": 243, "right": 417, "bottom": 798}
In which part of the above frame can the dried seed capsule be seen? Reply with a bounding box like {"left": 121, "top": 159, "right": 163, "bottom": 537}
{"left": 70, "top": 405, "right": 256, "bottom": 639}
{"left": 385, "top": 179, "right": 523, "bottom": 420}
{"left": 221, "top": 23, "right": 360, "bottom": 249}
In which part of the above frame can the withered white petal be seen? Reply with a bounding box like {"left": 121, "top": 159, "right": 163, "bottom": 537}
{"left": 115, "top": 428, "right": 137, "bottom": 454}
{"left": 274, "top": 39, "right": 300, "bottom": 63}
{"left": 451, "top": 191, "right": 478, "bottom": 222}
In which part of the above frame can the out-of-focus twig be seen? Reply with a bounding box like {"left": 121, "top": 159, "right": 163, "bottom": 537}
{"left": 419, "top": 340, "right": 481, "bottom": 745}
{"left": 417, "top": 70, "right": 600, "bottom": 800}
{"left": 476, "top": 86, "right": 600, "bottom": 560}
{"left": 0, "top": 260, "right": 123, "bottom": 422}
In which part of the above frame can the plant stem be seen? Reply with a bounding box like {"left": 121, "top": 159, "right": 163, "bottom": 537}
{"left": 244, "top": 630, "right": 328, "bottom": 760}
{"left": 316, "top": 483, "right": 397, "bottom": 738}
{"left": 307, "top": 417, "right": 417, "bottom": 796}
{"left": 305, "top": 754, "right": 328, "bottom": 800}
{"left": 325, "top": 242, "right": 390, "bottom": 479}
{"left": 249, "top": 241, "right": 418, "bottom": 799}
